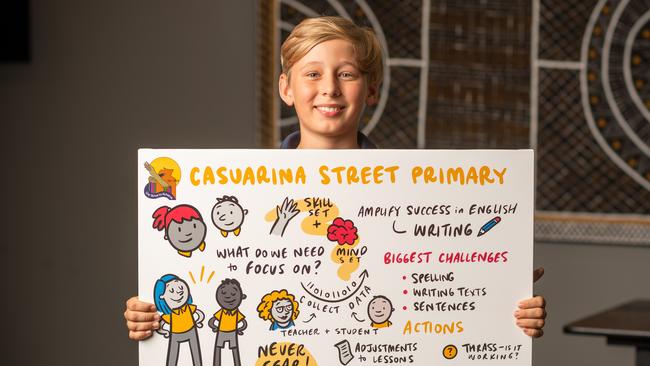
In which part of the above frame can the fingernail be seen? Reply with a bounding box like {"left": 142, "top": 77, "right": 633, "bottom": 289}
{"left": 154, "top": 314, "right": 161, "bottom": 321}
{"left": 514, "top": 310, "right": 520, "bottom": 317}
{"left": 146, "top": 331, "right": 152, "bottom": 335}
{"left": 152, "top": 322, "right": 159, "bottom": 329}
{"left": 516, "top": 320, "right": 523, "bottom": 327}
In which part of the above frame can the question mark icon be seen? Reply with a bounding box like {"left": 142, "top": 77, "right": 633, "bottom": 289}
{"left": 314, "top": 260, "right": 321, "bottom": 274}
{"left": 442, "top": 345, "right": 457, "bottom": 360}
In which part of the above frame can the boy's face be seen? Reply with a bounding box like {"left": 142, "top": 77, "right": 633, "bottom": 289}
{"left": 279, "top": 39, "right": 377, "bottom": 142}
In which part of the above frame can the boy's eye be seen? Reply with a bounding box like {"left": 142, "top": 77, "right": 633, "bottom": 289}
{"left": 305, "top": 72, "right": 320, "bottom": 78}
{"left": 178, "top": 227, "right": 181, "bottom": 232}
{"left": 339, "top": 71, "right": 356, "bottom": 79}
{"left": 193, "top": 223, "right": 196, "bottom": 229}
{"left": 169, "top": 288, "right": 174, "bottom": 293}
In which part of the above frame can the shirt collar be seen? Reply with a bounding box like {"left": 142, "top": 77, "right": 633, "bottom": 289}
{"left": 280, "top": 130, "right": 377, "bottom": 149}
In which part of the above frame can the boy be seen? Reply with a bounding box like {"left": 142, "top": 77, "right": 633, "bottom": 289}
{"left": 125, "top": 16, "right": 546, "bottom": 340}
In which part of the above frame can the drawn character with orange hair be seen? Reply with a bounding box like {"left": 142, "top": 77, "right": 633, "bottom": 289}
{"left": 152, "top": 204, "right": 207, "bottom": 257}
{"left": 257, "top": 290, "right": 300, "bottom": 331}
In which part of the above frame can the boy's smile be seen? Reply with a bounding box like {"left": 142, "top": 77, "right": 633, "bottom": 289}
{"left": 315, "top": 103, "right": 345, "bottom": 117}
{"left": 280, "top": 39, "right": 377, "bottom": 148}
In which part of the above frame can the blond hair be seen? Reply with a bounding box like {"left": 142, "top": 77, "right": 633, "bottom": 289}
{"left": 281, "top": 16, "right": 383, "bottom": 88}
{"left": 257, "top": 290, "right": 300, "bottom": 322}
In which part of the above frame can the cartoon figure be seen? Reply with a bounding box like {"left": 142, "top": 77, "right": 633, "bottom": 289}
{"left": 152, "top": 204, "right": 207, "bottom": 257}
{"left": 209, "top": 279, "right": 247, "bottom": 366}
{"left": 269, "top": 197, "right": 300, "bottom": 236}
{"left": 367, "top": 295, "right": 394, "bottom": 329}
{"left": 154, "top": 274, "right": 204, "bottom": 366}
{"left": 211, "top": 196, "right": 248, "bottom": 237}
{"left": 257, "top": 289, "right": 300, "bottom": 330}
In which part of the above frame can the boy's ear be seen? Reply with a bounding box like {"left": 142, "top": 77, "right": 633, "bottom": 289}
{"left": 279, "top": 73, "right": 294, "bottom": 106}
{"left": 366, "top": 83, "right": 379, "bottom": 106}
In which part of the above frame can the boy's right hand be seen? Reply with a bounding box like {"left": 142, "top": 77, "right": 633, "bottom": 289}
{"left": 124, "top": 296, "right": 160, "bottom": 340}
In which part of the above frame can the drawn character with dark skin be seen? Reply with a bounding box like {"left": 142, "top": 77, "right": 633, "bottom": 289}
{"left": 208, "top": 279, "right": 247, "bottom": 366}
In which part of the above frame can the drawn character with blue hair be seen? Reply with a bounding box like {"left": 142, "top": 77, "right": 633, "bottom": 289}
{"left": 154, "top": 274, "right": 204, "bottom": 366}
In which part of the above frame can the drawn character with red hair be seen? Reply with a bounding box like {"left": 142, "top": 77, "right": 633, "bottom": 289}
{"left": 153, "top": 204, "right": 207, "bottom": 257}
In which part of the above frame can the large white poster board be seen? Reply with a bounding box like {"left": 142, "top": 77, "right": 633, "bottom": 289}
{"left": 138, "top": 149, "right": 533, "bottom": 366}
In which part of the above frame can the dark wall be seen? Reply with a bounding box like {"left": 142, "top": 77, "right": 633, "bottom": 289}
{"left": 0, "top": 1, "right": 256, "bottom": 364}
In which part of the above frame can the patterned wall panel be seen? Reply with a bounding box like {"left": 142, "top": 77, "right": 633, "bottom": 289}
{"left": 258, "top": 0, "right": 650, "bottom": 244}
{"left": 533, "top": 0, "right": 650, "bottom": 244}
{"left": 275, "top": 0, "right": 531, "bottom": 150}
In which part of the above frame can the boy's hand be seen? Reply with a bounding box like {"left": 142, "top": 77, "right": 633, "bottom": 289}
{"left": 124, "top": 296, "right": 160, "bottom": 340}
{"left": 515, "top": 267, "right": 547, "bottom": 338}
{"left": 533, "top": 267, "right": 544, "bottom": 283}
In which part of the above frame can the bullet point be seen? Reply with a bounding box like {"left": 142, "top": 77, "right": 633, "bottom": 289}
{"left": 402, "top": 306, "right": 407, "bottom": 310}
{"left": 403, "top": 290, "right": 408, "bottom": 294}
{"left": 402, "top": 276, "right": 407, "bottom": 280}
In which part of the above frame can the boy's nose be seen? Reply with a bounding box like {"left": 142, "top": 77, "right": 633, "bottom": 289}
{"left": 320, "top": 75, "right": 341, "bottom": 97}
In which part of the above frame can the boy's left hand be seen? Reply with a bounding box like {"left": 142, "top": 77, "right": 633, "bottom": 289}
{"left": 515, "top": 267, "right": 547, "bottom": 338}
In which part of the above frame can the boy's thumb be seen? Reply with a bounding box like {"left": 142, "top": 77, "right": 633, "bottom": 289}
{"left": 533, "top": 267, "right": 545, "bottom": 283}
